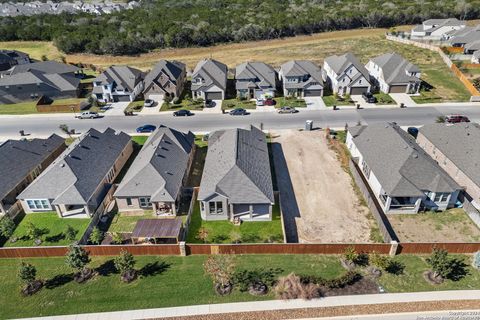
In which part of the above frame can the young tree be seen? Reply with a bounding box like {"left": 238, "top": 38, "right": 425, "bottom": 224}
{"left": 59, "top": 124, "right": 72, "bottom": 139}
{"left": 89, "top": 227, "right": 104, "bottom": 245}
{"left": 65, "top": 244, "right": 92, "bottom": 282}
{"left": 64, "top": 225, "right": 77, "bottom": 241}
{"left": 114, "top": 250, "right": 136, "bottom": 282}
{"left": 426, "top": 248, "right": 453, "bottom": 280}
{"left": 26, "top": 222, "right": 44, "bottom": 243}
{"left": 229, "top": 230, "right": 242, "bottom": 244}
{"left": 196, "top": 227, "right": 209, "bottom": 243}
{"left": 369, "top": 251, "right": 391, "bottom": 270}
{"left": 203, "top": 255, "right": 236, "bottom": 295}
{"left": 18, "top": 262, "right": 36, "bottom": 286}
{"left": 111, "top": 232, "right": 123, "bottom": 245}
{"left": 0, "top": 216, "right": 16, "bottom": 239}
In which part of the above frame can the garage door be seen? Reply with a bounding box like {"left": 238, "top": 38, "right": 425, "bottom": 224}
{"left": 205, "top": 92, "right": 222, "bottom": 100}
{"left": 113, "top": 95, "right": 131, "bottom": 102}
{"left": 350, "top": 87, "right": 369, "bottom": 95}
{"left": 389, "top": 85, "right": 408, "bottom": 93}
{"left": 304, "top": 89, "right": 323, "bottom": 97}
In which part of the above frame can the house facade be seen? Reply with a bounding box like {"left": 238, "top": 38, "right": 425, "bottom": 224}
{"left": 235, "top": 62, "right": 277, "bottom": 99}
{"left": 0, "top": 135, "right": 65, "bottom": 216}
{"left": 347, "top": 123, "right": 461, "bottom": 214}
{"left": 278, "top": 60, "right": 324, "bottom": 97}
{"left": 18, "top": 128, "right": 133, "bottom": 218}
{"left": 115, "top": 126, "right": 195, "bottom": 216}
{"left": 322, "top": 53, "right": 371, "bottom": 96}
{"left": 191, "top": 59, "right": 227, "bottom": 100}
{"left": 93, "top": 65, "right": 144, "bottom": 102}
{"left": 411, "top": 18, "right": 466, "bottom": 39}
{"left": 365, "top": 53, "right": 421, "bottom": 94}
{"left": 417, "top": 123, "right": 480, "bottom": 211}
{"left": 197, "top": 126, "right": 274, "bottom": 221}
{"left": 143, "top": 60, "right": 186, "bottom": 100}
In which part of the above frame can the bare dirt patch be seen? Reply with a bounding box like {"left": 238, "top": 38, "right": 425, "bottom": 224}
{"left": 272, "top": 130, "right": 373, "bottom": 243}
{"left": 388, "top": 209, "right": 480, "bottom": 243}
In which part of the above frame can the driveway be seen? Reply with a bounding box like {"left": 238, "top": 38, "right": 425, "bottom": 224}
{"left": 103, "top": 101, "right": 129, "bottom": 116}
{"left": 304, "top": 97, "right": 326, "bottom": 110}
{"left": 389, "top": 93, "right": 417, "bottom": 107}
{"left": 141, "top": 94, "right": 163, "bottom": 114}
{"left": 351, "top": 95, "right": 375, "bottom": 109}
{"left": 201, "top": 100, "right": 223, "bottom": 114}
{"left": 272, "top": 130, "right": 374, "bottom": 243}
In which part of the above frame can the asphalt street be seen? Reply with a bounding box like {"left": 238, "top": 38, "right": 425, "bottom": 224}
{"left": 1, "top": 105, "right": 480, "bottom": 138}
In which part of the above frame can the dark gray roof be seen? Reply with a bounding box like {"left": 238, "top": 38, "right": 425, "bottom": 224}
{"left": 424, "top": 18, "right": 464, "bottom": 26}
{"left": 143, "top": 60, "right": 186, "bottom": 93}
{"left": 349, "top": 123, "right": 460, "bottom": 197}
{"left": 131, "top": 218, "right": 182, "bottom": 239}
{"left": 0, "top": 50, "right": 29, "bottom": 71}
{"left": 324, "top": 52, "right": 370, "bottom": 80}
{"left": 115, "top": 126, "right": 194, "bottom": 202}
{"left": 198, "top": 126, "right": 274, "bottom": 204}
{"left": 191, "top": 59, "right": 227, "bottom": 92}
{"left": 369, "top": 53, "right": 420, "bottom": 85}
{"left": 280, "top": 60, "right": 323, "bottom": 89}
{"left": 9, "top": 61, "right": 79, "bottom": 75}
{"left": 0, "top": 134, "right": 64, "bottom": 200}
{"left": 465, "top": 40, "right": 480, "bottom": 51}
{"left": 0, "top": 69, "right": 80, "bottom": 93}
{"left": 419, "top": 123, "right": 480, "bottom": 188}
{"left": 18, "top": 128, "right": 131, "bottom": 205}
{"left": 94, "top": 65, "right": 143, "bottom": 92}
{"left": 235, "top": 62, "right": 277, "bottom": 90}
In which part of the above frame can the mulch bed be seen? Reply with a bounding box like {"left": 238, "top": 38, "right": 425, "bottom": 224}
{"left": 321, "top": 277, "right": 379, "bottom": 297}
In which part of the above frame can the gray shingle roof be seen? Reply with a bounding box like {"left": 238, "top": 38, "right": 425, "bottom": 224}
{"left": 198, "top": 126, "right": 274, "bottom": 204}
{"left": 0, "top": 134, "right": 64, "bottom": 200}
{"left": 419, "top": 123, "right": 480, "bottom": 188}
{"left": 324, "top": 52, "right": 370, "bottom": 80}
{"left": 474, "top": 51, "right": 480, "bottom": 59}
{"left": 349, "top": 123, "right": 460, "bottom": 197}
{"left": 9, "top": 61, "right": 79, "bottom": 75}
{"left": 18, "top": 128, "right": 131, "bottom": 205}
{"left": 0, "top": 50, "right": 29, "bottom": 71}
{"left": 191, "top": 59, "right": 227, "bottom": 92}
{"left": 94, "top": 65, "right": 143, "bottom": 92}
{"left": 143, "top": 60, "right": 186, "bottom": 93}
{"left": 0, "top": 69, "right": 80, "bottom": 92}
{"left": 280, "top": 60, "right": 323, "bottom": 89}
{"left": 115, "top": 126, "right": 194, "bottom": 202}
{"left": 424, "top": 18, "right": 464, "bottom": 26}
{"left": 369, "top": 53, "right": 420, "bottom": 85}
{"left": 235, "top": 62, "right": 277, "bottom": 90}
{"left": 465, "top": 40, "right": 480, "bottom": 51}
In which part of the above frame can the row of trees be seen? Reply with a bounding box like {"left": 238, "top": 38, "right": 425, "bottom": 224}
{"left": 0, "top": 0, "right": 479, "bottom": 55}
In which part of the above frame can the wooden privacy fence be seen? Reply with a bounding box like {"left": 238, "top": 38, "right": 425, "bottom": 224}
{"left": 399, "top": 243, "right": 480, "bottom": 254}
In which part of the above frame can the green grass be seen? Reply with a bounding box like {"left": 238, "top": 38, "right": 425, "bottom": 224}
{"left": 80, "top": 69, "right": 99, "bottom": 84}
{"left": 131, "top": 135, "right": 148, "bottom": 145}
{"left": 125, "top": 100, "right": 144, "bottom": 113}
{"left": 186, "top": 201, "right": 284, "bottom": 243}
{"left": 374, "top": 93, "right": 396, "bottom": 105}
{"left": 411, "top": 69, "right": 471, "bottom": 104}
{"left": 0, "top": 101, "right": 38, "bottom": 114}
{"left": 221, "top": 98, "right": 257, "bottom": 110}
{"left": 160, "top": 98, "right": 204, "bottom": 112}
{"left": 4, "top": 212, "right": 90, "bottom": 247}
{"left": 108, "top": 211, "right": 155, "bottom": 233}
{"left": 322, "top": 95, "right": 354, "bottom": 107}
{"left": 274, "top": 97, "right": 307, "bottom": 108}
{"left": 50, "top": 98, "right": 85, "bottom": 106}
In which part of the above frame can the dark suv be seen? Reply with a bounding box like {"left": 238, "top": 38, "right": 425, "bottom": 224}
{"left": 362, "top": 92, "right": 377, "bottom": 103}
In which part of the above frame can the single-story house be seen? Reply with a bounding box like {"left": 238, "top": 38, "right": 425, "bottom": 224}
{"left": 278, "top": 60, "right": 324, "bottom": 97}
{"left": 417, "top": 123, "right": 480, "bottom": 211}
{"left": 365, "top": 53, "right": 421, "bottom": 94}
{"left": 0, "top": 134, "right": 65, "bottom": 216}
{"left": 411, "top": 18, "right": 466, "bottom": 39}
{"left": 93, "top": 65, "right": 144, "bottom": 103}
{"left": 198, "top": 125, "right": 275, "bottom": 221}
{"left": 472, "top": 51, "right": 480, "bottom": 64}
{"left": 0, "top": 50, "right": 30, "bottom": 72}
{"left": 8, "top": 60, "right": 81, "bottom": 77}
{"left": 464, "top": 40, "right": 480, "bottom": 55}
{"left": 347, "top": 123, "right": 461, "bottom": 214}
{"left": 191, "top": 58, "right": 227, "bottom": 100}
{"left": 235, "top": 61, "right": 277, "bottom": 99}
{"left": 18, "top": 128, "right": 133, "bottom": 218}
{"left": 447, "top": 25, "right": 480, "bottom": 47}
{"left": 143, "top": 60, "right": 186, "bottom": 100}
{"left": 322, "top": 53, "right": 371, "bottom": 96}
{"left": 115, "top": 125, "right": 195, "bottom": 215}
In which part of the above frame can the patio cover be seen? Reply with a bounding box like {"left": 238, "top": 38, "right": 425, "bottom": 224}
{"left": 131, "top": 218, "right": 182, "bottom": 240}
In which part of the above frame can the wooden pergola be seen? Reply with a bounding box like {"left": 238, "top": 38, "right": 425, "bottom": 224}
{"left": 131, "top": 218, "right": 182, "bottom": 244}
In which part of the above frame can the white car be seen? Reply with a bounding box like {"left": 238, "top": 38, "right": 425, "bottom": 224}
{"left": 256, "top": 99, "right": 265, "bottom": 106}
{"left": 77, "top": 111, "right": 100, "bottom": 119}
{"left": 144, "top": 99, "right": 155, "bottom": 108}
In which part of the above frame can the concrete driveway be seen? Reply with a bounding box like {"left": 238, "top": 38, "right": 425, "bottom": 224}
{"left": 141, "top": 94, "right": 163, "bottom": 114}
{"left": 390, "top": 93, "right": 417, "bottom": 107}
{"left": 103, "top": 101, "right": 129, "bottom": 116}
{"left": 351, "top": 95, "right": 375, "bottom": 108}
{"left": 202, "top": 99, "right": 223, "bottom": 113}
{"left": 304, "top": 97, "right": 326, "bottom": 110}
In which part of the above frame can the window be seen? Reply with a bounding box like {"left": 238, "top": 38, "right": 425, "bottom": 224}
{"left": 139, "top": 197, "right": 151, "bottom": 207}
{"left": 216, "top": 201, "right": 223, "bottom": 214}
{"left": 26, "top": 199, "right": 51, "bottom": 210}
{"left": 209, "top": 202, "right": 216, "bottom": 214}
{"left": 361, "top": 159, "right": 371, "bottom": 179}
{"left": 434, "top": 193, "right": 449, "bottom": 203}
{"left": 126, "top": 198, "right": 132, "bottom": 206}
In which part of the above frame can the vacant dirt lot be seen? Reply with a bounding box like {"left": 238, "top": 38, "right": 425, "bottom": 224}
{"left": 272, "top": 130, "right": 373, "bottom": 243}
{"left": 388, "top": 209, "right": 480, "bottom": 243}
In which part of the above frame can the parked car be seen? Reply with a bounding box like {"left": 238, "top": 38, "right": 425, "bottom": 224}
{"left": 407, "top": 127, "right": 419, "bottom": 138}
{"left": 445, "top": 114, "right": 470, "bottom": 123}
{"left": 173, "top": 109, "right": 193, "bottom": 117}
{"left": 77, "top": 111, "right": 100, "bottom": 119}
{"left": 204, "top": 99, "right": 215, "bottom": 108}
{"left": 264, "top": 98, "right": 276, "bottom": 106}
{"left": 362, "top": 92, "right": 377, "bottom": 103}
{"left": 144, "top": 99, "right": 155, "bottom": 108}
{"left": 256, "top": 99, "right": 265, "bottom": 106}
{"left": 278, "top": 106, "right": 297, "bottom": 114}
{"left": 136, "top": 125, "right": 157, "bottom": 133}
{"left": 229, "top": 108, "right": 247, "bottom": 116}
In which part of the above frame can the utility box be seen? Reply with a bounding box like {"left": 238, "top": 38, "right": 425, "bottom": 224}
{"left": 305, "top": 120, "right": 313, "bottom": 131}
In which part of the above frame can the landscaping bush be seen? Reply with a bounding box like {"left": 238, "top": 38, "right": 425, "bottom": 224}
{"left": 274, "top": 273, "right": 320, "bottom": 300}
{"left": 203, "top": 255, "right": 236, "bottom": 295}
{"left": 0, "top": 216, "right": 16, "bottom": 239}
{"left": 111, "top": 232, "right": 124, "bottom": 245}
{"left": 233, "top": 268, "right": 282, "bottom": 295}
{"left": 300, "top": 270, "right": 361, "bottom": 289}
{"left": 424, "top": 248, "right": 467, "bottom": 283}
{"left": 18, "top": 262, "right": 42, "bottom": 296}
{"left": 89, "top": 227, "right": 104, "bottom": 245}
{"left": 114, "top": 250, "right": 137, "bottom": 283}
{"left": 64, "top": 225, "right": 77, "bottom": 241}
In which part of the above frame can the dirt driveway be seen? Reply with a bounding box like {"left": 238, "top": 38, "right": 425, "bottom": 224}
{"left": 272, "top": 130, "right": 373, "bottom": 243}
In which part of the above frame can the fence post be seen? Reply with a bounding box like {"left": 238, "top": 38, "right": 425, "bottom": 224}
{"left": 179, "top": 241, "right": 187, "bottom": 256}
{"left": 389, "top": 240, "right": 399, "bottom": 256}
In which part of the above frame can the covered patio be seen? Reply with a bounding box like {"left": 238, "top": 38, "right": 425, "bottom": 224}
{"left": 131, "top": 218, "right": 182, "bottom": 244}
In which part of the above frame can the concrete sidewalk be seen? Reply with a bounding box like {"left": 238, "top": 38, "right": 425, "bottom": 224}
{"left": 18, "top": 290, "right": 480, "bottom": 320}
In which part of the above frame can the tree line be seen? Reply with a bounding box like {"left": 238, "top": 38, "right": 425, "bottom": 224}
{"left": 0, "top": 0, "right": 479, "bottom": 56}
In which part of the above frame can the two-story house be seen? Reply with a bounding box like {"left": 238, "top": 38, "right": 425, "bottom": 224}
{"left": 93, "top": 65, "right": 144, "bottom": 102}
{"left": 322, "top": 53, "right": 371, "bottom": 96}
{"left": 278, "top": 60, "right": 324, "bottom": 97}
{"left": 143, "top": 60, "right": 186, "bottom": 101}
{"left": 365, "top": 53, "right": 421, "bottom": 94}
{"left": 191, "top": 59, "right": 227, "bottom": 101}
{"left": 235, "top": 62, "right": 277, "bottom": 99}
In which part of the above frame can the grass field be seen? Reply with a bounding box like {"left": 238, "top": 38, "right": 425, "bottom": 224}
{"left": 4, "top": 212, "right": 90, "bottom": 247}
{"left": 0, "top": 253, "right": 479, "bottom": 318}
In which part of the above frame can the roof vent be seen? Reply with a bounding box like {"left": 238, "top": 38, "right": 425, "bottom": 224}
{"left": 413, "top": 153, "right": 418, "bottom": 158}
{"left": 60, "top": 163, "right": 65, "bottom": 168}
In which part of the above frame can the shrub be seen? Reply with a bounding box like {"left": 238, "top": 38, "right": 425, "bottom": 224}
{"left": 274, "top": 273, "right": 319, "bottom": 300}
{"left": 164, "top": 95, "right": 172, "bottom": 103}
{"left": 233, "top": 268, "right": 282, "bottom": 292}
{"left": 64, "top": 225, "right": 77, "bottom": 241}
{"left": 426, "top": 248, "right": 453, "bottom": 279}
{"left": 203, "top": 255, "right": 236, "bottom": 288}
{"left": 18, "top": 262, "right": 36, "bottom": 286}
{"left": 26, "top": 222, "right": 44, "bottom": 242}
{"left": 343, "top": 246, "right": 358, "bottom": 263}
{"left": 300, "top": 270, "right": 360, "bottom": 289}
{"left": 89, "top": 227, "right": 104, "bottom": 245}
{"left": 111, "top": 232, "right": 123, "bottom": 244}
{"left": 172, "top": 97, "right": 180, "bottom": 104}
{"left": 0, "top": 216, "right": 16, "bottom": 239}
{"left": 114, "top": 250, "right": 136, "bottom": 282}
{"left": 473, "top": 251, "right": 480, "bottom": 270}
{"left": 196, "top": 227, "right": 209, "bottom": 243}
{"left": 369, "top": 252, "right": 391, "bottom": 270}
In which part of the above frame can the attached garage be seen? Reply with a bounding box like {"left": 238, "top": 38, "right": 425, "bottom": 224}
{"left": 205, "top": 91, "right": 223, "bottom": 100}
{"left": 113, "top": 95, "right": 131, "bottom": 102}
{"left": 389, "top": 85, "right": 408, "bottom": 93}
{"left": 304, "top": 89, "right": 323, "bottom": 97}
{"left": 350, "top": 87, "right": 369, "bottom": 95}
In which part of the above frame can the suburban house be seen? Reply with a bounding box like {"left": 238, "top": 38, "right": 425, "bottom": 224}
{"left": 464, "top": 41, "right": 480, "bottom": 55}
{"left": 473, "top": 51, "right": 480, "bottom": 64}
{"left": 278, "top": 60, "right": 324, "bottom": 97}
{"left": 143, "top": 60, "right": 186, "bottom": 100}
{"left": 8, "top": 60, "right": 81, "bottom": 77}
{"left": 417, "top": 123, "right": 480, "bottom": 211}
{"left": 18, "top": 128, "right": 132, "bottom": 218}
{"left": 191, "top": 58, "right": 227, "bottom": 100}
{"left": 323, "top": 53, "right": 371, "bottom": 96}
{"left": 198, "top": 125, "right": 275, "bottom": 221}
{"left": 347, "top": 123, "right": 461, "bottom": 214}
{"left": 411, "top": 18, "right": 466, "bottom": 39}
{"left": 447, "top": 25, "right": 480, "bottom": 48}
{"left": 365, "top": 53, "right": 421, "bottom": 94}
{"left": 235, "top": 61, "right": 277, "bottom": 99}
{"left": 0, "top": 50, "right": 30, "bottom": 72}
{"left": 0, "top": 135, "right": 65, "bottom": 216}
{"left": 93, "top": 65, "right": 144, "bottom": 102}
{"left": 115, "top": 126, "right": 195, "bottom": 215}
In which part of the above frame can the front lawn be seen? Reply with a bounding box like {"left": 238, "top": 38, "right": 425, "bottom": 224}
{"left": 108, "top": 211, "right": 156, "bottom": 233}
{"left": 186, "top": 201, "right": 284, "bottom": 243}
{"left": 125, "top": 100, "right": 144, "bottom": 113}
{"left": 221, "top": 98, "right": 256, "bottom": 110}
{"left": 374, "top": 93, "right": 396, "bottom": 105}
{"left": 160, "top": 98, "right": 204, "bottom": 112}
{"left": 322, "top": 95, "right": 354, "bottom": 107}
{"left": 4, "top": 212, "right": 90, "bottom": 247}
{"left": 274, "top": 97, "right": 307, "bottom": 108}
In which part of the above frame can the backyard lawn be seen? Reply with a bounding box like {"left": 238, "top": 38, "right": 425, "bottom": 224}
{"left": 0, "top": 101, "right": 37, "bottom": 114}
{"left": 186, "top": 201, "right": 284, "bottom": 243}
{"left": 0, "top": 253, "right": 479, "bottom": 318}
{"left": 4, "top": 212, "right": 90, "bottom": 247}
{"left": 108, "top": 211, "right": 156, "bottom": 233}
